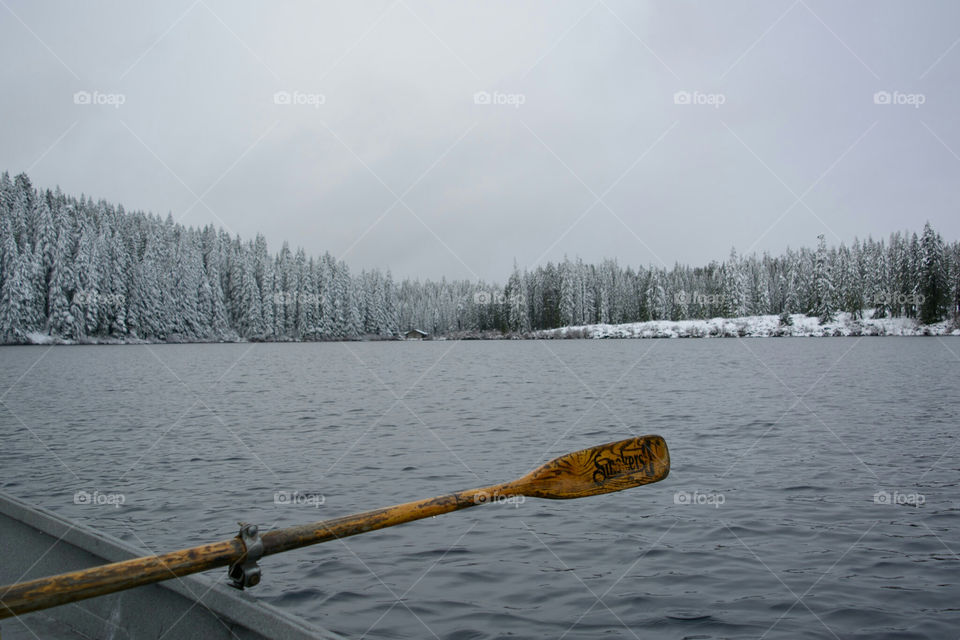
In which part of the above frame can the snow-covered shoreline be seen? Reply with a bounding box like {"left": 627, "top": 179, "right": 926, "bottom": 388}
{"left": 13, "top": 312, "right": 959, "bottom": 345}
{"left": 531, "top": 312, "right": 960, "bottom": 339}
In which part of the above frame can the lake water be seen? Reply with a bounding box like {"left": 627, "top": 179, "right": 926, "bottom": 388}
{"left": 1, "top": 338, "right": 959, "bottom": 639}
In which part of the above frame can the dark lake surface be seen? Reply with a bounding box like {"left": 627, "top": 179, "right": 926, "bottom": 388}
{"left": 2, "top": 338, "right": 959, "bottom": 639}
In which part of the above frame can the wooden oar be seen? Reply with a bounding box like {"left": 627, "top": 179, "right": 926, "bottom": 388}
{"left": 0, "top": 435, "right": 669, "bottom": 619}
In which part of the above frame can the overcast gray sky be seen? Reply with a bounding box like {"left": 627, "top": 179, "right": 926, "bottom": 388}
{"left": 2, "top": 1, "right": 958, "bottom": 282}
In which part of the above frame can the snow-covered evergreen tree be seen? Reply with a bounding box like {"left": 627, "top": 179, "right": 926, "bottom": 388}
{"left": 0, "top": 220, "right": 30, "bottom": 342}
{"left": 238, "top": 245, "right": 265, "bottom": 338}
{"left": 918, "top": 221, "right": 948, "bottom": 324}
{"left": 506, "top": 261, "right": 530, "bottom": 332}
{"left": 811, "top": 234, "right": 835, "bottom": 323}
{"left": 720, "top": 248, "right": 745, "bottom": 317}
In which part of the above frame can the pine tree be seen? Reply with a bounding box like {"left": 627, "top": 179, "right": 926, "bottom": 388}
{"left": 254, "top": 234, "right": 274, "bottom": 338}
{"left": 130, "top": 225, "right": 165, "bottom": 339}
{"left": 506, "top": 261, "right": 530, "bottom": 332}
{"left": 293, "top": 248, "right": 309, "bottom": 338}
{"left": 33, "top": 196, "right": 58, "bottom": 323}
{"left": 238, "top": 246, "right": 264, "bottom": 338}
{"left": 384, "top": 270, "right": 399, "bottom": 335}
{"left": 577, "top": 259, "right": 592, "bottom": 325}
{"left": 868, "top": 238, "right": 888, "bottom": 318}
{"left": 176, "top": 231, "right": 203, "bottom": 337}
{"left": 951, "top": 242, "right": 960, "bottom": 320}
{"left": 559, "top": 259, "right": 575, "bottom": 327}
{"left": 907, "top": 232, "right": 921, "bottom": 317}
{"left": 720, "top": 248, "right": 745, "bottom": 317}
{"left": 301, "top": 257, "right": 321, "bottom": 337}
{"left": 47, "top": 212, "right": 79, "bottom": 338}
{"left": 276, "top": 242, "right": 295, "bottom": 337}
{"left": 0, "top": 222, "right": 29, "bottom": 342}
{"left": 225, "top": 236, "right": 245, "bottom": 330}
{"left": 107, "top": 229, "right": 129, "bottom": 336}
{"left": 201, "top": 225, "right": 229, "bottom": 337}
{"left": 918, "top": 222, "right": 948, "bottom": 324}
{"left": 10, "top": 173, "right": 33, "bottom": 251}
{"left": 838, "top": 243, "right": 864, "bottom": 319}
{"left": 73, "top": 219, "right": 102, "bottom": 337}
{"left": 812, "top": 235, "right": 835, "bottom": 323}
{"left": 647, "top": 269, "right": 667, "bottom": 320}
{"left": 318, "top": 253, "right": 336, "bottom": 338}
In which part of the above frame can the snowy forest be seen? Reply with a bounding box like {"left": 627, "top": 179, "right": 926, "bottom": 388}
{"left": 0, "top": 171, "right": 958, "bottom": 344}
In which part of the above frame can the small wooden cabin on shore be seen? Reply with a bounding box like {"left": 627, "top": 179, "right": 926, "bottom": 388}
{"left": 404, "top": 329, "right": 429, "bottom": 340}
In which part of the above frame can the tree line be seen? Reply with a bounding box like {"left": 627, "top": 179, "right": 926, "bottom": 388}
{"left": 0, "top": 172, "right": 957, "bottom": 343}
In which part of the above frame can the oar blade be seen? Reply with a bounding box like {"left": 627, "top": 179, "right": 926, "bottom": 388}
{"left": 518, "top": 435, "right": 669, "bottom": 499}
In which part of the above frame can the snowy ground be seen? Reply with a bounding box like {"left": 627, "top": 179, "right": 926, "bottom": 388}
{"left": 531, "top": 312, "right": 960, "bottom": 339}
{"left": 23, "top": 331, "right": 196, "bottom": 346}
{"left": 17, "top": 312, "right": 960, "bottom": 345}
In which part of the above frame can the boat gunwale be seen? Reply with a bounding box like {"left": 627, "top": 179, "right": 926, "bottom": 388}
{"left": 0, "top": 490, "right": 345, "bottom": 640}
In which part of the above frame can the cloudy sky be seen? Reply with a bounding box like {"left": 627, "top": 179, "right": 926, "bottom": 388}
{"left": 2, "top": 1, "right": 959, "bottom": 282}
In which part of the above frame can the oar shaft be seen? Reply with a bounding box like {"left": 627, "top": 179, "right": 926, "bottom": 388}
{"left": 0, "top": 538, "right": 244, "bottom": 619}
{"left": 0, "top": 485, "right": 510, "bottom": 619}
{"left": 262, "top": 485, "right": 505, "bottom": 555}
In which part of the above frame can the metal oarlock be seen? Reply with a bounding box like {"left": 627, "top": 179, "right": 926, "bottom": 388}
{"left": 228, "top": 522, "right": 263, "bottom": 589}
